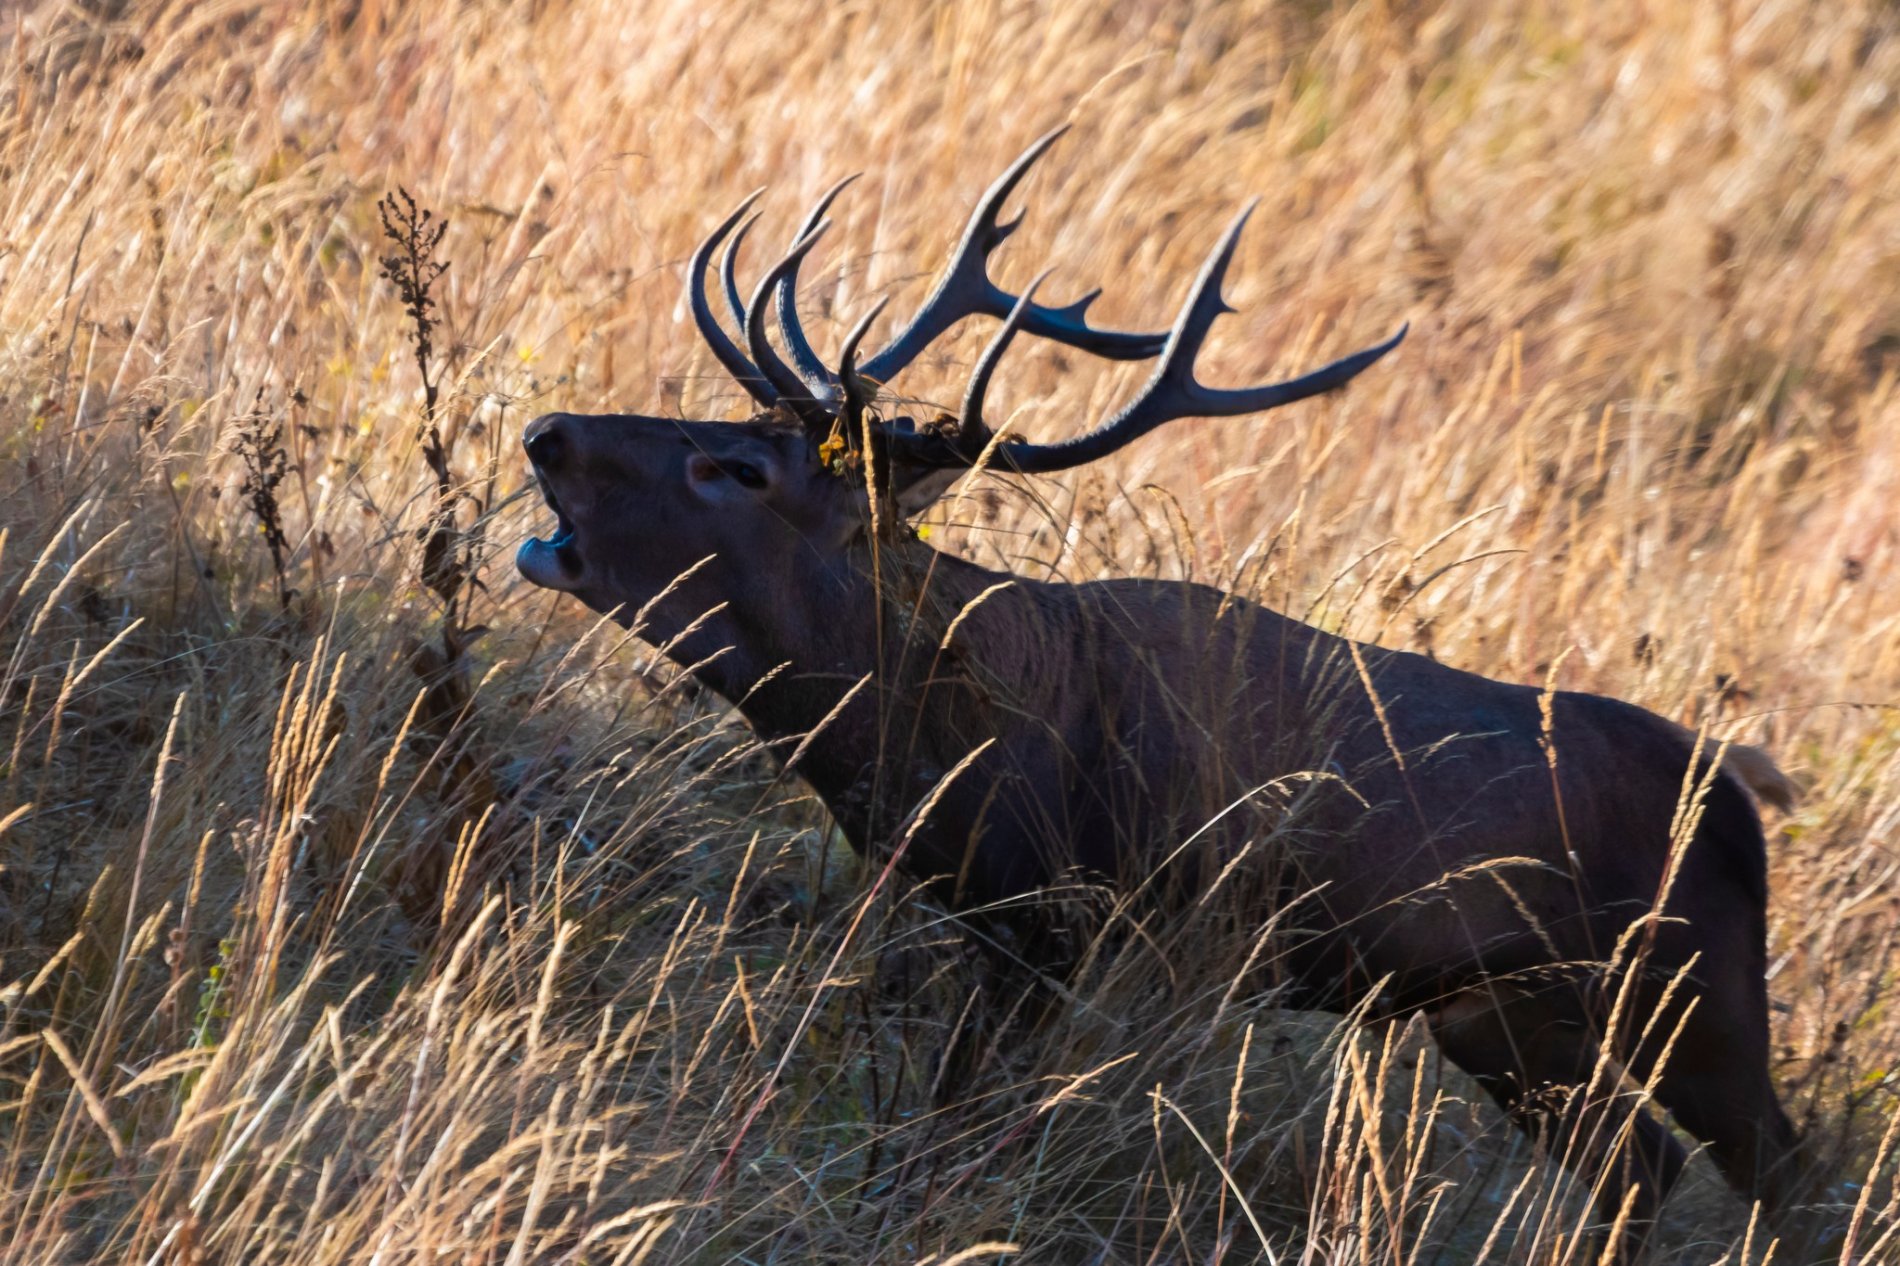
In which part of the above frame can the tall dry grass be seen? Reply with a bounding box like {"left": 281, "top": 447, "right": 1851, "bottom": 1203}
{"left": 2, "top": 0, "right": 1899, "bottom": 1261}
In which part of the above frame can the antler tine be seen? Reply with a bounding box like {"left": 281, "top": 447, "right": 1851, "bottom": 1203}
{"left": 990, "top": 202, "right": 1406, "bottom": 475}
{"left": 744, "top": 224, "right": 835, "bottom": 426}
{"left": 792, "top": 174, "right": 861, "bottom": 246}
{"left": 688, "top": 189, "right": 780, "bottom": 410}
{"left": 771, "top": 176, "right": 860, "bottom": 401}
{"left": 771, "top": 246, "right": 836, "bottom": 402}
{"left": 856, "top": 125, "right": 1169, "bottom": 385}
{"left": 719, "top": 210, "right": 761, "bottom": 334}
{"left": 957, "top": 269, "right": 1052, "bottom": 461}
{"left": 771, "top": 175, "right": 862, "bottom": 395}
{"left": 835, "top": 295, "right": 891, "bottom": 437}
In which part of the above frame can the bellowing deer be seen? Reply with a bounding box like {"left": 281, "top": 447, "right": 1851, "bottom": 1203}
{"left": 518, "top": 128, "right": 1812, "bottom": 1261}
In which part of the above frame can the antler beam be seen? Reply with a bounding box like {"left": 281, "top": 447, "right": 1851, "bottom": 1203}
{"left": 887, "top": 201, "right": 1407, "bottom": 476}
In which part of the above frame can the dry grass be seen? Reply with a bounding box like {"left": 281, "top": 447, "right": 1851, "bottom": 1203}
{"left": 2, "top": 0, "right": 1899, "bottom": 1261}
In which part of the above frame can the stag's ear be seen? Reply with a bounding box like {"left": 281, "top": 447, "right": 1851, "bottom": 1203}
{"left": 891, "top": 466, "right": 963, "bottom": 517}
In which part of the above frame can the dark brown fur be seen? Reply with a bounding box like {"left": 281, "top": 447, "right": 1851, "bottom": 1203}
{"left": 519, "top": 411, "right": 1811, "bottom": 1260}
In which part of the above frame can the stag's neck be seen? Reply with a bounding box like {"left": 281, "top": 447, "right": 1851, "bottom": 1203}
{"left": 678, "top": 536, "right": 1073, "bottom": 842}
{"left": 705, "top": 539, "right": 1028, "bottom": 730}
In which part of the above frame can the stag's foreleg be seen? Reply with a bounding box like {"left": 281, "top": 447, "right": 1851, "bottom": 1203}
{"left": 1622, "top": 931, "right": 1827, "bottom": 1259}
{"left": 1427, "top": 984, "right": 1689, "bottom": 1265}
{"left": 1635, "top": 1000, "right": 1824, "bottom": 1259}
{"left": 1620, "top": 773, "right": 1833, "bottom": 1261}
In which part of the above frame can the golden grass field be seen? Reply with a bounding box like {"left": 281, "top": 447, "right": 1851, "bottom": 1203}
{"left": 3, "top": 0, "right": 1900, "bottom": 1261}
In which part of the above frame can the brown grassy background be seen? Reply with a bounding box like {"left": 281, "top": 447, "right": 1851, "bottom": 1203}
{"left": 2, "top": 0, "right": 1899, "bottom": 1261}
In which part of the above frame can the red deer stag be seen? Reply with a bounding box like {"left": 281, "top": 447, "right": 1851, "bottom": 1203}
{"left": 517, "top": 128, "right": 1812, "bottom": 1262}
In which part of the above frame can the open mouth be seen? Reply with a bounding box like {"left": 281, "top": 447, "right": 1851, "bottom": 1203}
{"left": 519, "top": 474, "right": 584, "bottom": 588}
{"left": 537, "top": 475, "right": 578, "bottom": 549}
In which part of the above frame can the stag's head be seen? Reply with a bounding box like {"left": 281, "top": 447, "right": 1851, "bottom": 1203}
{"left": 519, "top": 126, "right": 1405, "bottom": 646}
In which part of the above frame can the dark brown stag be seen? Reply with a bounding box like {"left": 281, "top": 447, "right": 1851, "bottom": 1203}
{"left": 517, "top": 129, "right": 1815, "bottom": 1261}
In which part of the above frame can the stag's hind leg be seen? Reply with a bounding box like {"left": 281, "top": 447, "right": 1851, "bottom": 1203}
{"left": 1429, "top": 985, "right": 1688, "bottom": 1265}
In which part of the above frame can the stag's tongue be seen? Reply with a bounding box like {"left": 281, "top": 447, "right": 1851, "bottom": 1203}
{"left": 517, "top": 531, "right": 582, "bottom": 590}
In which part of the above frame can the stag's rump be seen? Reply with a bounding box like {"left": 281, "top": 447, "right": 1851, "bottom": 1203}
{"left": 1286, "top": 648, "right": 1771, "bottom": 1007}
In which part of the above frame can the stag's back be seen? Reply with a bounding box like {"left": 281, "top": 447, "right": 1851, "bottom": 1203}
{"left": 1017, "top": 573, "right": 1775, "bottom": 1004}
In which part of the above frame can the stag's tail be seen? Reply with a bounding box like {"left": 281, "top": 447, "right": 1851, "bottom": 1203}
{"left": 1722, "top": 742, "right": 1799, "bottom": 814}
{"left": 1662, "top": 720, "right": 1798, "bottom": 815}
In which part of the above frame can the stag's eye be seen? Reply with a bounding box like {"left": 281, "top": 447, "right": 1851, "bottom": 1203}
{"left": 727, "top": 461, "right": 767, "bottom": 489}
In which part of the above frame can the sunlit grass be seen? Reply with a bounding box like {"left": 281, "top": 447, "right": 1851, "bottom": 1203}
{"left": 2, "top": 0, "right": 1899, "bottom": 1261}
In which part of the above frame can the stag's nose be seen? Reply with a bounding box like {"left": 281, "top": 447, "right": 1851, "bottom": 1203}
{"left": 524, "top": 413, "right": 567, "bottom": 471}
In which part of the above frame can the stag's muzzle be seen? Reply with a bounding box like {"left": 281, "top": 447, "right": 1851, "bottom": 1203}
{"left": 518, "top": 414, "right": 585, "bottom": 591}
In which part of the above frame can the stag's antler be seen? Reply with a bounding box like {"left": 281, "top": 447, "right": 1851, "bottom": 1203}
{"left": 742, "top": 224, "right": 835, "bottom": 426}
{"left": 688, "top": 190, "right": 777, "bottom": 411}
{"left": 835, "top": 295, "right": 892, "bottom": 443}
{"left": 702, "top": 126, "right": 1170, "bottom": 411}
{"left": 884, "top": 201, "right": 1406, "bottom": 481}
{"left": 688, "top": 192, "right": 835, "bottom": 427}
{"left": 773, "top": 175, "right": 860, "bottom": 400}
{"left": 951, "top": 269, "right": 1055, "bottom": 463}
{"left": 683, "top": 137, "right": 1402, "bottom": 505}
{"left": 718, "top": 212, "right": 761, "bottom": 335}
{"left": 851, "top": 125, "right": 1168, "bottom": 384}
